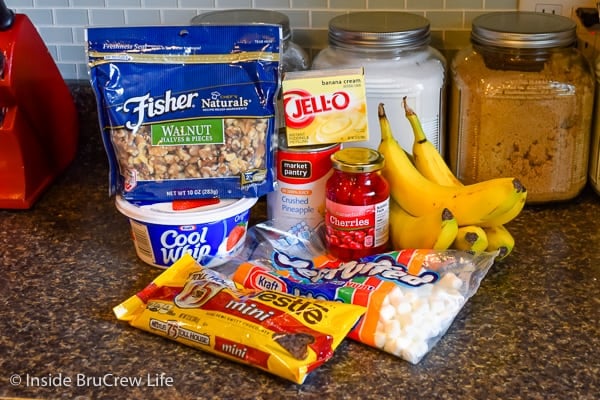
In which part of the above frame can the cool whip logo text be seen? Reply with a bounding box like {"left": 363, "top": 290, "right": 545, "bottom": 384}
{"left": 272, "top": 252, "right": 438, "bottom": 287}
{"left": 284, "top": 89, "right": 350, "bottom": 129}
{"left": 160, "top": 227, "right": 212, "bottom": 264}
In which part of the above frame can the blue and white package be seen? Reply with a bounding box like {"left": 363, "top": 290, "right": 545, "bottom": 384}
{"left": 86, "top": 24, "right": 281, "bottom": 202}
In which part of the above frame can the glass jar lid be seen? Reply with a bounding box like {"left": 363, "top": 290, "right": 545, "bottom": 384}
{"left": 471, "top": 11, "right": 576, "bottom": 49}
{"left": 331, "top": 148, "right": 384, "bottom": 173}
{"left": 328, "top": 12, "right": 430, "bottom": 50}
{"left": 191, "top": 9, "right": 292, "bottom": 41}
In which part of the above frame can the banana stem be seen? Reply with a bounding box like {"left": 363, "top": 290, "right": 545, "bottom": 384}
{"left": 402, "top": 96, "right": 428, "bottom": 143}
{"left": 378, "top": 103, "right": 393, "bottom": 142}
{"left": 441, "top": 208, "right": 454, "bottom": 221}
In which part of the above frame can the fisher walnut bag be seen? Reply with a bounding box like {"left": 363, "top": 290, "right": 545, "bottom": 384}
{"left": 86, "top": 24, "right": 281, "bottom": 202}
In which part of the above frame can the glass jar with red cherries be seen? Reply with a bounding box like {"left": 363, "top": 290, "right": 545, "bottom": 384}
{"left": 325, "top": 147, "right": 390, "bottom": 260}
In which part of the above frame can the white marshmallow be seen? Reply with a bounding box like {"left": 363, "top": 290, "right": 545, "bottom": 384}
{"left": 429, "top": 297, "right": 445, "bottom": 314}
{"left": 394, "top": 301, "right": 412, "bottom": 315}
{"left": 419, "top": 317, "right": 442, "bottom": 339}
{"left": 388, "top": 286, "right": 404, "bottom": 307}
{"left": 441, "top": 292, "right": 465, "bottom": 312}
{"left": 396, "top": 312, "right": 413, "bottom": 328}
{"left": 374, "top": 331, "right": 387, "bottom": 348}
{"left": 403, "top": 290, "right": 419, "bottom": 304}
{"left": 378, "top": 303, "right": 396, "bottom": 322}
{"left": 412, "top": 298, "right": 431, "bottom": 317}
{"left": 371, "top": 271, "right": 469, "bottom": 364}
{"left": 391, "top": 335, "right": 412, "bottom": 357}
{"left": 402, "top": 340, "right": 430, "bottom": 364}
{"left": 394, "top": 335, "right": 411, "bottom": 350}
{"left": 380, "top": 293, "right": 391, "bottom": 308}
{"left": 414, "top": 283, "right": 433, "bottom": 298}
{"left": 438, "top": 272, "right": 463, "bottom": 290}
{"left": 383, "top": 337, "right": 397, "bottom": 354}
{"left": 384, "top": 319, "right": 402, "bottom": 338}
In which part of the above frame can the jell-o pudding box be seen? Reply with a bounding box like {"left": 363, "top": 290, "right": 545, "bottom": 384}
{"left": 282, "top": 68, "right": 369, "bottom": 146}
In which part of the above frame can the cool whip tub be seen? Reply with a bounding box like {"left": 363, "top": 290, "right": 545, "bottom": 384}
{"left": 116, "top": 196, "right": 257, "bottom": 268}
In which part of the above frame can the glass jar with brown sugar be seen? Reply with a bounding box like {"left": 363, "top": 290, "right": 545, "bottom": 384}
{"left": 449, "top": 12, "right": 594, "bottom": 204}
{"left": 590, "top": 57, "right": 600, "bottom": 196}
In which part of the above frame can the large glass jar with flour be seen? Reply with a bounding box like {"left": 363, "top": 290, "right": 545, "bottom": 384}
{"left": 312, "top": 12, "right": 446, "bottom": 153}
{"left": 450, "top": 12, "right": 594, "bottom": 204}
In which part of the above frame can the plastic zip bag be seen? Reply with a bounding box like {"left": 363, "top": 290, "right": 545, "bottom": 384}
{"left": 230, "top": 221, "right": 498, "bottom": 364}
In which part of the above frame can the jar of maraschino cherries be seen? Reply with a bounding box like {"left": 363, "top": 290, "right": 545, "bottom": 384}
{"left": 325, "top": 147, "right": 390, "bottom": 260}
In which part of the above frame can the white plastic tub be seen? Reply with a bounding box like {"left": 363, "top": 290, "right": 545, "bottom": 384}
{"left": 116, "top": 196, "right": 257, "bottom": 268}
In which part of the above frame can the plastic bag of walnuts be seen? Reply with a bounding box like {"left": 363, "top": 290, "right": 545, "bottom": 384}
{"left": 87, "top": 24, "right": 281, "bottom": 202}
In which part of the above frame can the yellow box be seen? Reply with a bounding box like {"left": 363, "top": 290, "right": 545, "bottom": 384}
{"left": 282, "top": 68, "right": 369, "bottom": 146}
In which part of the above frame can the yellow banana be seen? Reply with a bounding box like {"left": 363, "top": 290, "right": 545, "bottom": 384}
{"left": 404, "top": 97, "right": 462, "bottom": 187}
{"left": 478, "top": 191, "right": 526, "bottom": 228}
{"left": 402, "top": 97, "right": 527, "bottom": 228}
{"left": 402, "top": 98, "right": 523, "bottom": 258}
{"left": 452, "top": 225, "right": 489, "bottom": 253}
{"left": 432, "top": 215, "right": 460, "bottom": 250}
{"left": 389, "top": 199, "right": 458, "bottom": 250}
{"left": 483, "top": 225, "right": 515, "bottom": 260}
{"left": 378, "top": 103, "right": 525, "bottom": 226}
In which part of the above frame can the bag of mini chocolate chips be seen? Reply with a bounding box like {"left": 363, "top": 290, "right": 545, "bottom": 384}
{"left": 86, "top": 24, "right": 281, "bottom": 202}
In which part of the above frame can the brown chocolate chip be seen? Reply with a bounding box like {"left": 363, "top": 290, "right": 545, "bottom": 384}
{"left": 272, "top": 332, "right": 315, "bottom": 360}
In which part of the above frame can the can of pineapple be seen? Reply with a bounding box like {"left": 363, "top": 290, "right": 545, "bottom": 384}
{"left": 267, "top": 134, "right": 340, "bottom": 236}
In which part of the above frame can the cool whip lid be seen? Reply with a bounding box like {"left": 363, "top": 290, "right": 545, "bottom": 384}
{"left": 116, "top": 196, "right": 257, "bottom": 225}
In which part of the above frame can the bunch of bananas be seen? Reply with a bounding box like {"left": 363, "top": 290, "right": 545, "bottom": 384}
{"left": 379, "top": 100, "right": 526, "bottom": 260}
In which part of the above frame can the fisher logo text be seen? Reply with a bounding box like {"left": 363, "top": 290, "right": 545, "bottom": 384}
{"left": 119, "top": 90, "right": 198, "bottom": 130}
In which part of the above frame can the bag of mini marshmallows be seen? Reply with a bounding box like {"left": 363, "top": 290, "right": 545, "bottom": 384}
{"left": 87, "top": 24, "right": 281, "bottom": 202}
{"left": 229, "top": 221, "right": 498, "bottom": 364}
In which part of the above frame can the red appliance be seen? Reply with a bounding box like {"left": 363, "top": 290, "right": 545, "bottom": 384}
{"left": 0, "top": 1, "right": 78, "bottom": 209}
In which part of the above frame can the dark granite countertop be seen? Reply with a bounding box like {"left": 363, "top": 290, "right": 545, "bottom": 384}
{"left": 1, "top": 82, "right": 599, "bottom": 400}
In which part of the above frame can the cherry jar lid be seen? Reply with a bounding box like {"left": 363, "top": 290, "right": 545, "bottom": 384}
{"left": 331, "top": 147, "right": 385, "bottom": 173}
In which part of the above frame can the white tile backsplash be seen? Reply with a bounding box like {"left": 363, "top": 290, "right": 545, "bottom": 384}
{"left": 3, "top": 0, "right": 518, "bottom": 80}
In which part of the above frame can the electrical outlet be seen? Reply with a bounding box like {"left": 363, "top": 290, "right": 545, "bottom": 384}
{"left": 519, "top": 0, "right": 600, "bottom": 63}
{"left": 518, "top": 0, "right": 596, "bottom": 18}
{"left": 574, "top": 10, "right": 600, "bottom": 63}
{"left": 534, "top": 3, "right": 563, "bottom": 14}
